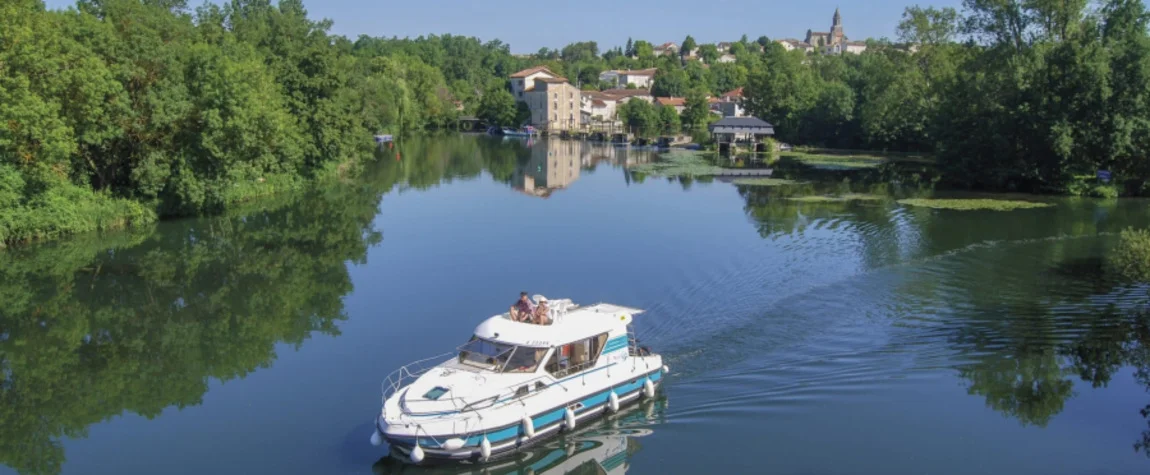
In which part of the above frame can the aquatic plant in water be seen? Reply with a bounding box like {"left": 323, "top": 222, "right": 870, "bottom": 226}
{"left": 732, "top": 178, "right": 806, "bottom": 187}
{"left": 629, "top": 151, "right": 724, "bottom": 177}
{"left": 896, "top": 198, "right": 1053, "bottom": 211}
{"left": 788, "top": 193, "right": 884, "bottom": 203}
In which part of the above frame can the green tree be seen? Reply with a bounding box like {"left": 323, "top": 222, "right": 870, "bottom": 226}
{"left": 656, "top": 104, "right": 681, "bottom": 135}
{"left": 681, "top": 35, "right": 697, "bottom": 59}
{"left": 698, "top": 44, "right": 720, "bottom": 64}
{"left": 681, "top": 89, "right": 712, "bottom": 130}
{"left": 477, "top": 87, "right": 518, "bottom": 127}
{"left": 652, "top": 65, "right": 688, "bottom": 97}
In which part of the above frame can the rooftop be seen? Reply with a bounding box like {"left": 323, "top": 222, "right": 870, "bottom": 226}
{"left": 602, "top": 88, "right": 653, "bottom": 98}
{"left": 510, "top": 66, "right": 555, "bottom": 78}
{"left": 616, "top": 68, "right": 657, "bottom": 77}
{"left": 721, "top": 87, "right": 744, "bottom": 100}
{"left": 655, "top": 97, "right": 686, "bottom": 107}
{"left": 709, "top": 116, "right": 775, "bottom": 134}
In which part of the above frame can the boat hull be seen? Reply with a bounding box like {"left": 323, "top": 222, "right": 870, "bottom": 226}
{"left": 378, "top": 367, "right": 664, "bottom": 465}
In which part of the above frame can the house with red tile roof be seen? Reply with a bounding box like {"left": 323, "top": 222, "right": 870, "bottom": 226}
{"left": 509, "top": 66, "right": 558, "bottom": 100}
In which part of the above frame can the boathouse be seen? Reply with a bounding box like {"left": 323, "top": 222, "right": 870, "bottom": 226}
{"left": 708, "top": 116, "right": 775, "bottom": 153}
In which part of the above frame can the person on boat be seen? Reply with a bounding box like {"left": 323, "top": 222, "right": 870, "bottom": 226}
{"left": 511, "top": 292, "right": 535, "bottom": 322}
{"left": 533, "top": 297, "right": 551, "bottom": 325}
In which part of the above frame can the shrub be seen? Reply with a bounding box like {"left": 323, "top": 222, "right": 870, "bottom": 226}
{"left": 1110, "top": 227, "right": 1150, "bottom": 282}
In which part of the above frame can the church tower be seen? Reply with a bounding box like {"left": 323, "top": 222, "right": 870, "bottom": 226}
{"left": 830, "top": 7, "right": 844, "bottom": 45}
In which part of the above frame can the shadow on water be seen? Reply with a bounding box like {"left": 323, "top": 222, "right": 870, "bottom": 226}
{"left": 369, "top": 397, "right": 667, "bottom": 475}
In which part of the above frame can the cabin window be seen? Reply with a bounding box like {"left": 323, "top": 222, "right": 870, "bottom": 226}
{"left": 546, "top": 333, "right": 608, "bottom": 378}
{"left": 423, "top": 386, "right": 450, "bottom": 400}
{"left": 501, "top": 347, "right": 548, "bottom": 373}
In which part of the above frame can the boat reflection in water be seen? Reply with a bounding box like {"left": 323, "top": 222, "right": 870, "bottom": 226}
{"left": 372, "top": 396, "right": 667, "bottom": 475}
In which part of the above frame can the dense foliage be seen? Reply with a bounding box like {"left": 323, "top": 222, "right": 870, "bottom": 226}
{"left": 743, "top": 1, "right": 1150, "bottom": 195}
{"left": 0, "top": 0, "right": 525, "bottom": 247}
{"left": 5, "top": 0, "right": 1150, "bottom": 249}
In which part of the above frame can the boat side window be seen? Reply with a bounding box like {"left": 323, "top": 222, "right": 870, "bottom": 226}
{"left": 502, "top": 346, "right": 548, "bottom": 373}
{"left": 545, "top": 333, "right": 608, "bottom": 378}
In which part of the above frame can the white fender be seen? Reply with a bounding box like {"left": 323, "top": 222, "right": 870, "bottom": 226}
{"left": 662, "top": 365, "right": 670, "bottom": 374}
{"left": 564, "top": 408, "right": 576, "bottom": 430}
{"left": 410, "top": 444, "right": 425, "bottom": 463}
{"left": 643, "top": 378, "right": 655, "bottom": 398}
{"left": 441, "top": 438, "right": 465, "bottom": 450}
{"left": 480, "top": 437, "right": 492, "bottom": 460}
{"left": 369, "top": 430, "right": 382, "bottom": 446}
{"left": 522, "top": 416, "right": 535, "bottom": 438}
{"left": 608, "top": 391, "right": 620, "bottom": 413}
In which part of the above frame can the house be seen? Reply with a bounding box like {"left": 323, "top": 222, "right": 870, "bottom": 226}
{"left": 653, "top": 42, "right": 679, "bottom": 57}
{"left": 717, "top": 53, "right": 737, "bottom": 63}
{"left": 510, "top": 66, "right": 558, "bottom": 100}
{"left": 599, "top": 68, "right": 657, "bottom": 89}
{"left": 777, "top": 39, "right": 814, "bottom": 53}
{"left": 582, "top": 91, "right": 619, "bottom": 124}
{"left": 821, "top": 40, "right": 868, "bottom": 55}
{"left": 601, "top": 88, "right": 654, "bottom": 104}
{"left": 708, "top": 116, "right": 775, "bottom": 152}
{"left": 709, "top": 88, "right": 746, "bottom": 118}
{"left": 715, "top": 42, "right": 733, "bottom": 53}
{"left": 655, "top": 97, "right": 687, "bottom": 114}
{"left": 523, "top": 76, "right": 581, "bottom": 131}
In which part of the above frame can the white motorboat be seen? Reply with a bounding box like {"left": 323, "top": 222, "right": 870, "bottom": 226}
{"left": 370, "top": 297, "right": 667, "bottom": 464}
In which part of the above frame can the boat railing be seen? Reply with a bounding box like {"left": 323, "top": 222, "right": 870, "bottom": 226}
{"left": 382, "top": 352, "right": 454, "bottom": 400}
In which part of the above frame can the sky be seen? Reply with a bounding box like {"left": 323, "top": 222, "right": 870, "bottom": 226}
{"left": 43, "top": 0, "right": 964, "bottom": 53}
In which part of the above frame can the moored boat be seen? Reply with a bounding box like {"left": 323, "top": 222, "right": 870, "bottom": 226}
{"left": 369, "top": 297, "right": 666, "bottom": 465}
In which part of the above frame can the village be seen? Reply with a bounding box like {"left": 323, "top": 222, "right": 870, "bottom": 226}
{"left": 501, "top": 7, "right": 869, "bottom": 147}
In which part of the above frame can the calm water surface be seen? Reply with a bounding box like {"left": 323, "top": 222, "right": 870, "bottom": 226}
{"left": 3, "top": 136, "right": 1150, "bottom": 475}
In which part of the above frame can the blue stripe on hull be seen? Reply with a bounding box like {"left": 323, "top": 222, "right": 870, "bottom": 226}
{"left": 385, "top": 368, "right": 663, "bottom": 451}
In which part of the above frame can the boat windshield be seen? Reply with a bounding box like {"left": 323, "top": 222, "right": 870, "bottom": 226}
{"left": 457, "top": 337, "right": 547, "bottom": 373}
{"left": 458, "top": 337, "right": 514, "bottom": 370}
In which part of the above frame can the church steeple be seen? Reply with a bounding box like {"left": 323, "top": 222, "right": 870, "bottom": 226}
{"left": 830, "top": 7, "right": 844, "bottom": 45}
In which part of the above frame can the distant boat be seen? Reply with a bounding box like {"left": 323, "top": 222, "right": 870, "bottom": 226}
{"left": 501, "top": 126, "right": 537, "bottom": 137}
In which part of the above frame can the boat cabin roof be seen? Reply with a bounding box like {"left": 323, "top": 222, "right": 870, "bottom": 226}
{"left": 473, "top": 301, "right": 643, "bottom": 347}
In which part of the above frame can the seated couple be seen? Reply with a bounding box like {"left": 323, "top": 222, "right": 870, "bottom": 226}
{"left": 510, "top": 292, "right": 551, "bottom": 325}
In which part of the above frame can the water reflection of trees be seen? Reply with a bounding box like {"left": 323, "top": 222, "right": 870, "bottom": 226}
{"left": 900, "top": 203, "right": 1150, "bottom": 457}
{"left": 0, "top": 180, "right": 386, "bottom": 475}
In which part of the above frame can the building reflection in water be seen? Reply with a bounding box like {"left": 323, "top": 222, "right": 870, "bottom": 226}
{"left": 371, "top": 396, "right": 666, "bottom": 475}
{"left": 509, "top": 139, "right": 655, "bottom": 198}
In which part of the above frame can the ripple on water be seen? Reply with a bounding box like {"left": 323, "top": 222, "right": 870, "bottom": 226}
{"left": 647, "top": 228, "right": 1149, "bottom": 425}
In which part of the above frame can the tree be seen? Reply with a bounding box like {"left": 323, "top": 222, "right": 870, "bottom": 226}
{"left": 617, "top": 99, "right": 658, "bottom": 137}
{"left": 897, "top": 6, "right": 960, "bottom": 45}
{"left": 681, "top": 35, "right": 697, "bottom": 59}
{"left": 699, "top": 44, "right": 720, "bottom": 64}
{"left": 656, "top": 104, "right": 681, "bottom": 135}
{"left": 477, "top": 87, "right": 517, "bottom": 127}
{"left": 633, "top": 40, "right": 654, "bottom": 59}
{"left": 652, "top": 65, "right": 688, "bottom": 97}
{"left": 625, "top": 37, "right": 634, "bottom": 57}
{"left": 681, "top": 89, "right": 712, "bottom": 130}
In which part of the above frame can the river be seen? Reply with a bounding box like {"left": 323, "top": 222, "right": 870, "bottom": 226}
{"left": 2, "top": 135, "right": 1149, "bottom": 475}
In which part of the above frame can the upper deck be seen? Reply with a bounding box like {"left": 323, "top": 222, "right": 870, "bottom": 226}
{"left": 473, "top": 300, "right": 644, "bottom": 348}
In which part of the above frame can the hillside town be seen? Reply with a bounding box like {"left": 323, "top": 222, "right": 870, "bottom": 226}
{"left": 505, "top": 8, "right": 872, "bottom": 134}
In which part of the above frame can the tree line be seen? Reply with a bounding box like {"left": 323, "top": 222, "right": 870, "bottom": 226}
{"left": 4, "top": 1, "right": 1150, "bottom": 249}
